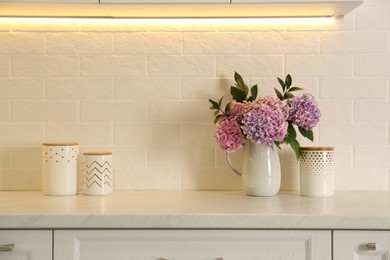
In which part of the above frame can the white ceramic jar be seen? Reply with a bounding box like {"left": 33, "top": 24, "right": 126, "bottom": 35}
{"left": 299, "top": 146, "right": 335, "bottom": 197}
{"left": 82, "top": 152, "right": 113, "bottom": 196}
{"left": 42, "top": 142, "right": 79, "bottom": 196}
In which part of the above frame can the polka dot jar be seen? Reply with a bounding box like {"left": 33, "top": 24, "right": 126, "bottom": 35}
{"left": 299, "top": 146, "right": 335, "bottom": 197}
{"left": 42, "top": 142, "right": 79, "bottom": 196}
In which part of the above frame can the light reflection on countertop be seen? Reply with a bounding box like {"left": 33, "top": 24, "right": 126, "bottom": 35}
{"left": 0, "top": 190, "right": 389, "bottom": 229}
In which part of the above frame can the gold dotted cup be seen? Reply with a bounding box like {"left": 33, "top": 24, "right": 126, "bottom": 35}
{"left": 42, "top": 142, "right": 79, "bottom": 196}
{"left": 82, "top": 152, "right": 113, "bottom": 196}
{"left": 299, "top": 146, "right": 335, "bottom": 197}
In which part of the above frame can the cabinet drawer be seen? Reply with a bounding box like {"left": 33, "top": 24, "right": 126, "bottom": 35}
{"left": 54, "top": 229, "right": 330, "bottom": 260}
{"left": 100, "top": 0, "right": 229, "bottom": 3}
{"left": 334, "top": 230, "right": 390, "bottom": 260}
{"left": 0, "top": 230, "right": 52, "bottom": 260}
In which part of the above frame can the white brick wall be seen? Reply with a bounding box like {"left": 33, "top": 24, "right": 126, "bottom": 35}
{"left": 0, "top": 1, "right": 389, "bottom": 192}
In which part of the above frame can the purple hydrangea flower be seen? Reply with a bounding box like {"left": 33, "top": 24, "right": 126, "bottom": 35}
{"left": 241, "top": 96, "right": 288, "bottom": 146}
{"left": 288, "top": 93, "right": 321, "bottom": 131}
{"left": 214, "top": 119, "right": 244, "bottom": 152}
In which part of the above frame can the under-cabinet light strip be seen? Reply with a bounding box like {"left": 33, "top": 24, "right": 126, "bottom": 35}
{"left": 0, "top": 17, "right": 335, "bottom": 25}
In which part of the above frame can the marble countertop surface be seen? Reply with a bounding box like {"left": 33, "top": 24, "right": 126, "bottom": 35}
{"left": 0, "top": 191, "right": 389, "bottom": 229}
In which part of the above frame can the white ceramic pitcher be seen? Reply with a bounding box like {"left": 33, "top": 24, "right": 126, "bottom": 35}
{"left": 227, "top": 141, "right": 281, "bottom": 196}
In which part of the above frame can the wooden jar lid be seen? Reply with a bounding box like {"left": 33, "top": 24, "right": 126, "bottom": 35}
{"left": 42, "top": 142, "right": 79, "bottom": 146}
{"left": 83, "top": 151, "right": 112, "bottom": 156}
{"left": 300, "top": 146, "right": 334, "bottom": 151}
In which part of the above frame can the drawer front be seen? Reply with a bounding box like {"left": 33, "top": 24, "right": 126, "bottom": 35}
{"left": 334, "top": 230, "right": 390, "bottom": 260}
{"left": 0, "top": 230, "right": 52, "bottom": 260}
{"left": 100, "top": 0, "right": 229, "bottom": 3}
{"left": 54, "top": 229, "right": 330, "bottom": 260}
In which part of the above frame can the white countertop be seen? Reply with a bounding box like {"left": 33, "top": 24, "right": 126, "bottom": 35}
{"left": 0, "top": 191, "right": 389, "bottom": 230}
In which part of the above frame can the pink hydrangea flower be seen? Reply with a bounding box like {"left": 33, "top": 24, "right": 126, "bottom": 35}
{"left": 253, "top": 96, "right": 289, "bottom": 120}
{"left": 214, "top": 119, "right": 244, "bottom": 152}
{"left": 230, "top": 101, "right": 252, "bottom": 121}
{"left": 288, "top": 93, "right": 321, "bottom": 131}
{"left": 242, "top": 96, "right": 288, "bottom": 146}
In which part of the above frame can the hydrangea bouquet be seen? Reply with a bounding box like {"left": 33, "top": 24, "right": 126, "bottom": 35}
{"left": 209, "top": 72, "right": 321, "bottom": 160}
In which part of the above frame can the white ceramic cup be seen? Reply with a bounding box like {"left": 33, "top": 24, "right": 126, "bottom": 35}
{"left": 82, "top": 152, "right": 113, "bottom": 196}
{"left": 42, "top": 142, "right": 79, "bottom": 196}
{"left": 299, "top": 146, "right": 335, "bottom": 197}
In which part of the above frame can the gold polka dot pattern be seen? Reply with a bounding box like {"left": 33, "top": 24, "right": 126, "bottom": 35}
{"left": 300, "top": 150, "right": 334, "bottom": 176}
{"left": 42, "top": 146, "right": 79, "bottom": 164}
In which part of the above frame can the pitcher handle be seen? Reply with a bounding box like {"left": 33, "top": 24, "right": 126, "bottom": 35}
{"left": 226, "top": 152, "right": 242, "bottom": 176}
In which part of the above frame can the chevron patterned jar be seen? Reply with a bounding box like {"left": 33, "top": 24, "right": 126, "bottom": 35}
{"left": 82, "top": 152, "right": 113, "bottom": 196}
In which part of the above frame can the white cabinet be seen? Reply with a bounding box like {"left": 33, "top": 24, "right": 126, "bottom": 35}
{"left": 231, "top": 0, "right": 357, "bottom": 2}
{"left": 6, "top": 228, "right": 390, "bottom": 260}
{"left": 54, "top": 229, "right": 331, "bottom": 260}
{"left": 334, "top": 230, "right": 390, "bottom": 260}
{"left": 0, "top": 0, "right": 97, "bottom": 2}
{"left": 100, "top": 0, "right": 229, "bottom": 3}
{"left": 0, "top": 230, "right": 52, "bottom": 260}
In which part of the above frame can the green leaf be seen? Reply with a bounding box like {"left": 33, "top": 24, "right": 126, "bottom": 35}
{"left": 288, "top": 87, "right": 304, "bottom": 92}
{"left": 230, "top": 86, "right": 246, "bottom": 102}
{"left": 214, "top": 110, "right": 219, "bottom": 116}
{"left": 250, "top": 84, "right": 258, "bottom": 100}
{"left": 274, "top": 88, "right": 283, "bottom": 100}
{"left": 284, "top": 123, "right": 297, "bottom": 144}
{"left": 218, "top": 96, "right": 223, "bottom": 107}
{"left": 209, "top": 99, "right": 219, "bottom": 110}
{"left": 298, "top": 127, "right": 314, "bottom": 142}
{"left": 214, "top": 114, "right": 225, "bottom": 124}
{"left": 290, "top": 139, "right": 301, "bottom": 161}
{"left": 277, "top": 77, "right": 286, "bottom": 92}
{"left": 234, "top": 72, "right": 245, "bottom": 88}
{"left": 274, "top": 141, "right": 282, "bottom": 150}
{"left": 284, "top": 92, "right": 294, "bottom": 99}
{"left": 247, "top": 96, "right": 254, "bottom": 102}
{"left": 285, "top": 74, "right": 292, "bottom": 88}
{"left": 234, "top": 72, "right": 249, "bottom": 96}
{"left": 225, "top": 102, "right": 231, "bottom": 114}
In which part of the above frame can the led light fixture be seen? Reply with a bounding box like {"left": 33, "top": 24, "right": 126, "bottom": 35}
{"left": 0, "top": 1, "right": 361, "bottom": 19}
